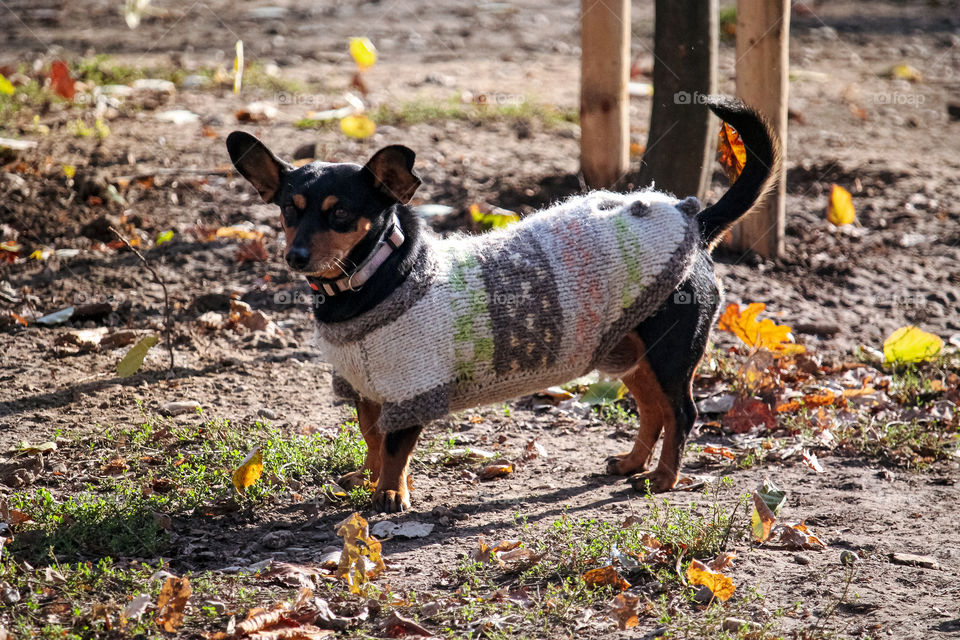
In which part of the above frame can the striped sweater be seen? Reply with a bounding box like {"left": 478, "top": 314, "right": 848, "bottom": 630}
{"left": 316, "top": 190, "right": 701, "bottom": 433}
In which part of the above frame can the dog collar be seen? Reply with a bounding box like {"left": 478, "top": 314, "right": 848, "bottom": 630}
{"left": 307, "top": 213, "right": 405, "bottom": 297}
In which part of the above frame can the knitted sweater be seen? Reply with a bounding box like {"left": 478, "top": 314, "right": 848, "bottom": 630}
{"left": 316, "top": 190, "right": 701, "bottom": 433}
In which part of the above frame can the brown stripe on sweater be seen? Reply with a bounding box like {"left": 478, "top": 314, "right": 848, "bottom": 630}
{"left": 479, "top": 235, "right": 562, "bottom": 376}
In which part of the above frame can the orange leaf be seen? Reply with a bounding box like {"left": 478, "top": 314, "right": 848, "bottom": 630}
{"left": 716, "top": 122, "right": 746, "bottom": 184}
{"left": 702, "top": 445, "right": 736, "bottom": 460}
{"left": 610, "top": 593, "right": 640, "bottom": 630}
{"left": 50, "top": 61, "right": 75, "bottom": 100}
{"left": 155, "top": 576, "right": 191, "bottom": 632}
{"left": 718, "top": 302, "right": 804, "bottom": 354}
{"left": 582, "top": 565, "right": 630, "bottom": 591}
{"left": 686, "top": 559, "right": 736, "bottom": 601}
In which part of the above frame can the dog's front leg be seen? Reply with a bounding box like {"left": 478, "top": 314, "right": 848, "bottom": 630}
{"left": 371, "top": 425, "right": 423, "bottom": 513}
{"left": 338, "top": 398, "right": 383, "bottom": 490}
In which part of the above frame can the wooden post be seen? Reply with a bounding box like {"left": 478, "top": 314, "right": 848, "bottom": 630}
{"left": 731, "top": 0, "right": 789, "bottom": 258}
{"left": 580, "top": 0, "right": 630, "bottom": 189}
{"left": 637, "top": 0, "right": 718, "bottom": 201}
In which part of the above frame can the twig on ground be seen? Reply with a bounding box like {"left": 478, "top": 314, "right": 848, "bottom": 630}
{"left": 109, "top": 226, "right": 175, "bottom": 371}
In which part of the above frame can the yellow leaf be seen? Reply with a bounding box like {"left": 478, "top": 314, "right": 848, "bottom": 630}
{"left": 336, "top": 512, "right": 385, "bottom": 594}
{"left": 62, "top": 164, "right": 76, "bottom": 179}
{"left": 582, "top": 565, "right": 630, "bottom": 591}
{"left": 155, "top": 576, "right": 191, "bottom": 632}
{"left": 117, "top": 335, "right": 159, "bottom": 378}
{"left": 890, "top": 63, "right": 921, "bottom": 82}
{"left": 232, "top": 446, "right": 264, "bottom": 493}
{"left": 156, "top": 230, "right": 174, "bottom": 245}
{"left": 718, "top": 302, "right": 804, "bottom": 354}
{"left": 349, "top": 37, "right": 378, "bottom": 69}
{"left": 883, "top": 325, "right": 943, "bottom": 365}
{"left": 827, "top": 184, "right": 855, "bottom": 226}
{"left": 233, "top": 40, "right": 244, "bottom": 95}
{"left": 340, "top": 114, "right": 376, "bottom": 139}
{"left": 0, "top": 73, "right": 14, "bottom": 95}
{"left": 686, "top": 559, "right": 736, "bottom": 602}
{"left": 717, "top": 122, "right": 746, "bottom": 184}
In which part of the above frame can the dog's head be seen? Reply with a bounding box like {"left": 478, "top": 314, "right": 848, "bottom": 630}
{"left": 226, "top": 132, "right": 420, "bottom": 278}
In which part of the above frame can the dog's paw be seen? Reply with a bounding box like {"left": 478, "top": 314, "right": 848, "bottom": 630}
{"left": 626, "top": 469, "right": 677, "bottom": 494}
{"left": 371, "top": 489, "right": 409, "bottom": 513}
{"left": 606, "top": 453, "right": 648, "bottom": 476}
{"left": 337, "top": 470, "right": 369, "bottom": 491}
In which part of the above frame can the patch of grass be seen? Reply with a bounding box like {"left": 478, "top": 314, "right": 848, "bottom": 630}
{"left": 836, "top": 416, "right": 959, "bottom": 469}
{"left": 595, "top": 401, "right": 638, "bottom": 428}
{"left": 6, "top": 411, "right": 366, "bottom": 563}
{"left": 295, "top": 97, "right": 579, "bottom": 131}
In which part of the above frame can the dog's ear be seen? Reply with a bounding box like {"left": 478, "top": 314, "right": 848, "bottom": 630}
{"left": 226, "top": 131, "right": 289, "bottom": 204}
{"left": 363, "top": 145, "right": 421, "bottom": 204}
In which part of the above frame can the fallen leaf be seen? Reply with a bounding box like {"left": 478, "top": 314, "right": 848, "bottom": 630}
{"left": 383, "top": 610, "right": 432, "bottom": 637}
{"left": 349, "top": 37, "right": 378, "bottom": 70}
{"left": 35, "top": 306, "right": 74, "bottom": 326}
{"left": 686, "top": 559, "right": 736, "bottom": 601}
{"left": 580, "top": 380, "right": 628, "bottom": 406}
{"left": 156, "top": 230, "right": 174, "bottom": 245}
{"left": 717, "top": 122, "right": 746, "bottom": 184}
{"left": 802, "top": 449, "right": 824, "bottom": 473}
{"left": 723, "top": 397, "right": 776, "bottom": 434}
{"left": 340, "top": 114, "right": 376, "bottom": 139}
{"left": 117, "top": 335, "right": 159, "bottom": 378}
{"left": 335, "top": 513, "right": 385, "bottom": 594}
{"left": 125, "top": 594, "right": 152, "bottom": 620}
{"left": 718, "top": 302, "right": 805, "bottom": 354}
{"left": 582, "top": 565, "right": 630, "bottom": 591}
{"left": 702, "top": 445, "right": 736, "bottom": 460}
{"left": 610, "top": 593, "right": 639, "bottom": 630}
{"left": 155, "top": 576, "right": 191, "bottom": 632}
{"left": 370, "top": 520, "right": 434, "bottom": 539}
{"left": 469, "top": 203, "right": 520, "bottom": 230}
{"left": 479, "top": 463, "right": 513, "bottom": 480}
{"left": 232, "top": 447, "right": 264, "bottom": 493}
{"left": 774, "top": 522, "right": 826, "bottom": 550}
{"left": 50, "top": 61, "right": 75, "bottom": 99}
{"left": 751, "top": 480, "right": 786, "bottom": 543}
{"left": 707, "top": 552, "right": 737, "bottom": 572}
{"left": 883, "top": 325, "right": 943, "bottom": 365}
{"left": 827, "top": 184, "right": 856, "bottom": 226}
{"left": 236, "top": 238, "right": 269, "bottom": 264}
{"left": 0, "top": 73, "right": 14, "bottom": 96}
{"left": 888, "top": 63, "right": 921, "bottom": 82}
{"left": 263, "top": 562, "right": 327, "bottom": 590}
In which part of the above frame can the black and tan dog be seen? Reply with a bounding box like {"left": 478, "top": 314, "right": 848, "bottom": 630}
{"left": 227, "top": 97, "right": 780, "bottom": 512}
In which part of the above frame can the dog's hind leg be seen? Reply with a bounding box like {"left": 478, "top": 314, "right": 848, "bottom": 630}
{"left": 338, "top": 398, "right": 383, "bottom": 490}
{"left": 611, "top": 256, "right": 719, "bottom": 493}
{"left": 372, "top": 424, "right": 423, "bottom": 513}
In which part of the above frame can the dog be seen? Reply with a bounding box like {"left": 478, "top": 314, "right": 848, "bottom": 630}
{"left": 227, "top": 96, "right": 780, "bottom": 513}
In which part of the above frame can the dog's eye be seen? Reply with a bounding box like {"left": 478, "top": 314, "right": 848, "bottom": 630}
{"left": 331, "top": 208, "right": 350, "bottom": 221}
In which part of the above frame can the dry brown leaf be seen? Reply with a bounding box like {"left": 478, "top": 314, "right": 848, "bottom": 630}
{"left": 479, "top": 463, "right": 513, "bottom": 480}
{"left": 610, "top": 593, "right": 640, "bottom": 630}
{"left": 263, "top": 562, "right": 328, "bottom": 590}
{"left": 582, "top": 565, "right": 630, "bottom": 591}
{"left": 751, "top": 492, "right": 777, "bottom": 543}
{"left": 383, "top": 610, "right": 433, "bottom": 637}
{"left": 335, "top": 513, "right": 385, "bottom": 594}
{"left": 707, "top": 551, "right": 737, "bottom": 572}
{"left": 155, "top": 576, "right": 191, "bottom": 632}
{"left": 723, "top": 398, "right": 776, "bottom": 434}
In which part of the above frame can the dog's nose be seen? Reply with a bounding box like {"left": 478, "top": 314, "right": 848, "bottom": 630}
{"left": 285, "top": 247, "right": 310, "bottom": 271}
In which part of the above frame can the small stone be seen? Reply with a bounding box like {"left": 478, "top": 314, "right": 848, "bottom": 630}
{"left": 257, "top": 408, "right": 278, "bottom": 421}
{"left": 161, "top": 401, "right": 201, "bottom": 416}
{"left": 840, "top": 551, "right": 859, "bottom": 566}
{"left": 261, "top": 530, "right": 295, "bottom": 550}
{"left": 890, "top": 553, "right": 939, "bottom": 570}
{"left": 794, "top": 553, "right": 811, "bottom": 565}
{"left": 1, "top": 586, "right": 20, "bottom": 604}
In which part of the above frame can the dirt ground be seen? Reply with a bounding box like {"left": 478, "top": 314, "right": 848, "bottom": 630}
{"left": 2, "top": 0, "right": 960, "bottom": 638}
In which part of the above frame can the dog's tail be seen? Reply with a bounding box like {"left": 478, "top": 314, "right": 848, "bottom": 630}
{"left": 697, "top": 96, "right": 782, "bottom": 249}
